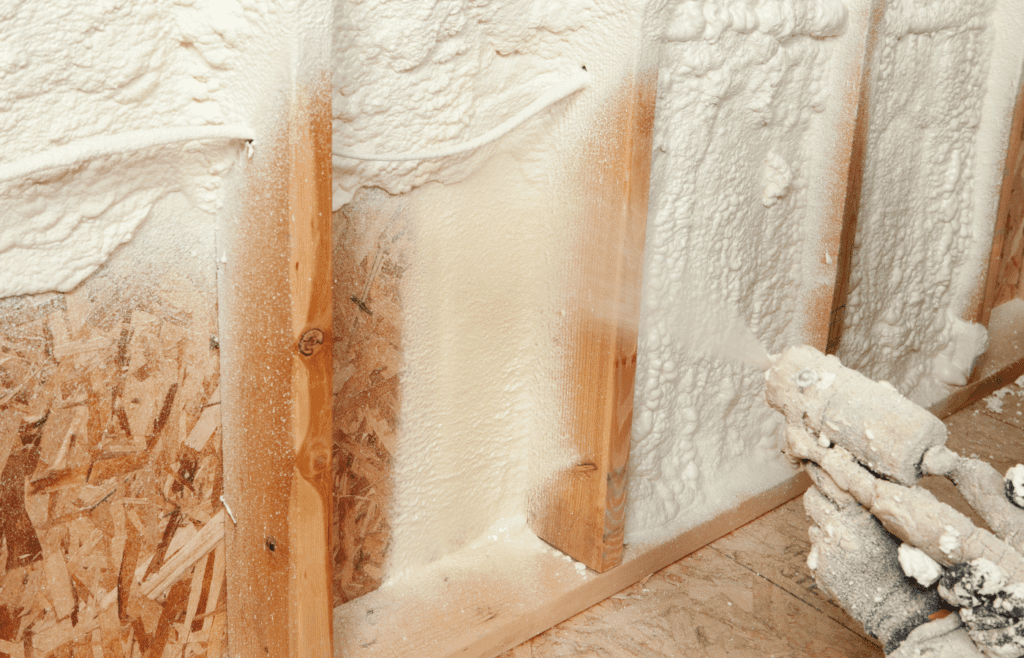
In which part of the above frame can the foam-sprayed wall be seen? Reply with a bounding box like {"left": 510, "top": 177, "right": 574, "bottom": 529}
{"left": 330, "top": 0, "right": 1024, "bottom": 581}
{"left": 624, "top": 0, "right": 861, "bottom": 544}
{"left": 0, "top": 2, "right": 334, "bottom": 655}
{"left": 332, "top": 0, "right": 667, "bottom": 586}
{"left": 840, "top": 0, "right": 1024, "bottom": 405}
{"left": 0, "top": 0, "right": 270, "bottom": 298}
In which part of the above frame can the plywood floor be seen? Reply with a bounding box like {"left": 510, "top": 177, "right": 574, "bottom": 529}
{"left": 501, "top": 379, "right": 1024, "bottom": 658}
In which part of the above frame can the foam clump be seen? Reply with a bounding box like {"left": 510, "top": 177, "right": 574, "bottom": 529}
{"left": 1007, "top": 465, "right": 1024, "bottom": 509}
{"left": 898, "top": 544, "right": 943, "bottom": 588}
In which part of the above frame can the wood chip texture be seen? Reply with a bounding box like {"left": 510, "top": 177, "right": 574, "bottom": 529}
{"left": 0, "top": 273, "right": 227, "bottom": 658}
{"left": 331, "top": 189, "right": 407, "bottom": 605}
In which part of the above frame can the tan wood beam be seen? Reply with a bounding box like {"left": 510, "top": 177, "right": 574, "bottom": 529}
{"left": 976, "top": 74, "right": 1024, "bottom": 326}
{"left": 528, "top": 72, "right": 657, "bottom": 573}
{"left": 221, "top": 79, "right": 334, "bottom": 658}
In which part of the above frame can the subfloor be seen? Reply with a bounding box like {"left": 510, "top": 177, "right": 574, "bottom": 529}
{"left": 501, "top": 380, "right": 1024, "bottom": 658}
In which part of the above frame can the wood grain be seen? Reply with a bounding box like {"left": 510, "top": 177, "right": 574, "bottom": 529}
{"left": 711, "top": 499, "right": 879, "bottom": 644}
{"left": 0, "top": 268, "right": 225, "bottom": 658}
{"left": 333, "top": 472, "right": 808, "bottom": 658}
{"left": 942, "top": 395, "right": 1024, "bottom": 475}
{"left": 528, "top": 71, "right": 656, "bottom": 574}
{"left": 977, "top": 71, "right": 1024, "bottom": 324}
{"left": 221, "top": 78, "right": 334, "bottom": 658}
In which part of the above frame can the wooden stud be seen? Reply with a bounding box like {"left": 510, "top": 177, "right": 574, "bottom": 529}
{"left": 977, "top": 73, "right": 1024, "bottom": 326}
{"left": 221, "top": 78, "right": 334, "bottom": 658}
{"left": 528, "top": 72, "right": 657, "bottom": 573}
{"left": 826, "top": 0, "right": 885, "bottom": 354}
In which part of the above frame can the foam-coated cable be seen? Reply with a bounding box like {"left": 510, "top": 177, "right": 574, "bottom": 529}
{"left": 333, "top": 68, "right": 589, "bottom": 162}
{"left": 0, "top": 125, "right": 255, "bottom": 183}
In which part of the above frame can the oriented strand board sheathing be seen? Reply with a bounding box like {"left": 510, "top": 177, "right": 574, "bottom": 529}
{"left": 0, "top": 274, "right": 226, "bottom": 658}
{"left": 500, "top": 541, "right": 880, "bottom": 658}
{"left": 331, "top": 189, "right": 406, "bottom": 604}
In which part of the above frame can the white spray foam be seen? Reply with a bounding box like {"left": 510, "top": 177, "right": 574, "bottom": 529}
{"left": 624, "top": 0, "right": 852, "bottom": 545}
{"left": 0, "top": 0, "right": 308, "bottom": 299}
{"left": 384, "top": 149, "right": 575, "bottom": 582}
{"left": 898, "top": 543, "right": 943, "bottom": 587}
{"left": 839, "top": 0, "right": 1024, "bottom": 406}
{"left": 1006, "top": 465, "right": 1024, "bottom": 509}
{"left": 335, "top": 0, "right": 670, "bottom": 581}
{"left": 677, "top": 280, "right": 773, "bottom": 372}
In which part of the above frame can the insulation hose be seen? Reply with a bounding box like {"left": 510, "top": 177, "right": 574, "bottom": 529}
{"left": 0, "top": 125, "right": 255, "bottom": 183}
{"left": 332, "top": 67, "right": 589, "bottom": 162}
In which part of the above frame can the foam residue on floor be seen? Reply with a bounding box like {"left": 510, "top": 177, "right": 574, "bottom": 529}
{"left": 982, "top": 373, "right": 1024, "bottom": 413}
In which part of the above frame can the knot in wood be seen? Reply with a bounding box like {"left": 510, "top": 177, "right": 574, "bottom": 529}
{"left": 313, "top": 449, "right": 329, "bottom": 474}
{"left": 298, "top": 329, "right": 325, "bottom": 357}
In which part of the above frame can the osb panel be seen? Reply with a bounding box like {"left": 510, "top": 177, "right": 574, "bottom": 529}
{"left": 331, "top": 189, "right": 407, "bottom": 605}
{"left": 0, "top": 276, "right": 226, "bottom": 658}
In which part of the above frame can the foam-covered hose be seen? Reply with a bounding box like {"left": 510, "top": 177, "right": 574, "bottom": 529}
{"left": 0, "top": 126, "right": 255, "bottom": 183}
{"left": 804, "top": 470, "right": 942, "bottom": 653}
{"left": 332, "top": 68, "right": 588, "bottom": 162}
{"left": 765, "top": 345, "right": 947, "bottom": 486}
